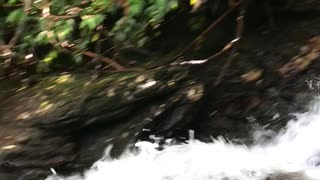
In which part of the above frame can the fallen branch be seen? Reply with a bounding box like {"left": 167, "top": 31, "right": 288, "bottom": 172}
{"left": 176, "top": 43, "right": 232, "bottom": 66}
{"left": 82, "top": 51, "right": 125, "bottom": 71}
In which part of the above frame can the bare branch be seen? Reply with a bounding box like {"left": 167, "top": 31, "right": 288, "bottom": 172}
{"left": 82, "top": 51, "right": 125, "bottom": 71}
{"left": 178, "top": 0, "right": 242, "bottom": 57}
{"left": 214, "top": 0, "right": 247, "bottom": 86}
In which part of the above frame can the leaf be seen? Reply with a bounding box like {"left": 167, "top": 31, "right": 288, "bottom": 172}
{"left": 57, "top": 28, "right": 72, "bottom": 40}
{"left": 91, "top": 33, "right": 100, "bottom": 42}
{"left": 129, "top": 3, "right": 143, "bottom": 16}
{"left": 35, "top": 31, "right": 49, "bottom": 45}
{"left": 86, "top": 19, "right": 97, "bottom": 30}
{"left": 65, "top": 19, "right": 75, "bottom": 26}
{"left": 8, "top": 0, "right": 19, "bottom": 4}
{"left": 39, "top": 18, "right": 49, "bottom": 31}
{"left": 54, "top": 19, "right": 75, "bottom": 40}
{"left": 6, "top": 9, "right": 24, "bottom": 24}
{"left": 190, "top": 0, "right": 198, "bottom": 5}
{"left": 80, "top": 14, "right": 105, "bottom": 30}
{"left": 170, "top": 1, "right": 178, "bottom": 9}
{"left": 55, "top": 20, "right": 64, "bottom": 27}
{"left": 91, "top": 0, "right": 112, "bottom": 12}
{"left": 43, "top": 50, "right": 58, "bottom": 63}
{"left": 75, "top": 37, "right": 90, "bottom": 51}
{"left": 50, "top": 0, "right": 67, "bottom": 14}
{"left": 74, "top": 55, "right": 83, "bottom": 64}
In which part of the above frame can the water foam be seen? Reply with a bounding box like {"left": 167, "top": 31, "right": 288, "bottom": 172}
{"left": 47, "top": 98, "right": 320, "bottom": 180}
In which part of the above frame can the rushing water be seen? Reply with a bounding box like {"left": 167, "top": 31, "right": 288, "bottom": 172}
{"left": 47, "top": 98, "right": 320, "bottom": 180}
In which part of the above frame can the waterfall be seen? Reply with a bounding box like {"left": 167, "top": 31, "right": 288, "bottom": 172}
{"left": 47, "top": 98, "right": 320, "bottom": 180}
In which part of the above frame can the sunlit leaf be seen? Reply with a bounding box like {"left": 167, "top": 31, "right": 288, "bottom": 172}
{"left": 91, "top": 33, "right": 100, "bottom": 42}
{"left": 190, "top": 0, "right": 198, "bottom": 5}
{"left": 55, "top": 74, "right": 74, "bottom": 84}
{"left": 43, "top": 50, "right": 58, "bottom": 63}
{"left": 80, "top": 14, "right": 105, "bottom": 30}
{"left": 9, "top": 0, "right": 19, "bottom": 4}
{"left": 35, "top": 31, "right": 49, "bottom": 45}
{"left": 1, "top": 0, "right": 180, "bottom": 63}
{"left": 66, "top": 19, "right": 75, "bottom": 26}
{"left": 128, "top": 0, "right": 144, "bottom": 16}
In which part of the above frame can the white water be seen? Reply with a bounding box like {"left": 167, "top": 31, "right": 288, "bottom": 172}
{"left": 48, "top": 98, "right": 320, "bottom": 180}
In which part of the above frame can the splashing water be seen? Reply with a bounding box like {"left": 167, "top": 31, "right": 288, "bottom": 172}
{"left": 47, "top": 98, "right": 320, "bottom": 180}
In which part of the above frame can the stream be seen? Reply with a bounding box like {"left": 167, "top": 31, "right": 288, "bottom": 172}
{"left": 47, "top": 97, "right": 320, "bottom": 180}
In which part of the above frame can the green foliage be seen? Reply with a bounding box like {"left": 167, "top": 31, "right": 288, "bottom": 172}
{"left": 0, "top": 0, "right": 180, "bottom": 73}
{"left": 44, "top": 50, "right": 58, "bottom": 63}
{"left": 6, "top": 9, "right": 24, "bottom": 24}
{"left": 37, "top": 50, "right": 59, "bottom": 73}
{"left": 79, "top": 14, "right": 105, "bottom": 30}
{"left": 8, "top": 0, "right": 19, "bottom": 4}
{"left": 110, "top": 0, "right": 179, "bottom": 46}
{"left": 55, "top": 19, "right": 75, "bottom": 41}
{"left": 128, "top": 0, "right": 144, "bottom": 16}
{"left": 34, "top": 31, "right": 49, "bottom": 45}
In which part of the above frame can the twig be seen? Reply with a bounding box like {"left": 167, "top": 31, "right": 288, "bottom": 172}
{"left": 178, "top": 0, "right": 242, "bottom": 57}
{"left": 102, "top": 68, "right": 144, "bottom": 73}
{"left": 214, "top": 51, "right": 238, "bottom": 86}
{"left": 45, "top": 14, "right": 78, "bottom": 21}
{"left": 0, "top": 3, "right": 23, "bottom": 7}
{"left": 47, "top": 40, "right": 126, "bottom": 71}
{"left": 175, "top": 1, "right": 244, "bottom": 66}
{"left": 93, "top": 37, "right": 102, "bottom": 70}
{"left": 82, "top": 51, "right": 125, "bottom": 71}
{"left": 214, "top": 0, "right": 247, "bottom": 86}
{"left": 206, "top": 42, "right": 233, "bottom": 61}
{"left": 176, "top": 42, "right": 232, "bottom": 66}
{"left": 55, "top": 43, "right": 125, "bottom": 71}
{"left": 102, "top": 46, "right": 116, "bottom": 56}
